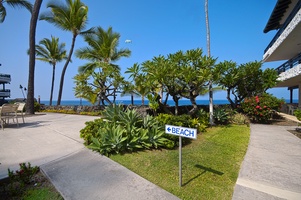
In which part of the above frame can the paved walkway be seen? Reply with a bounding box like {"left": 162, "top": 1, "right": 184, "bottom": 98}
{"left": 232, "top": 115, "right": 301, "bottom": 200}
{"left": 0, "top": 113, "right": 301, "bottom": 199}
{"left": 0, "top": 113, "right": 179, "bottom": 200}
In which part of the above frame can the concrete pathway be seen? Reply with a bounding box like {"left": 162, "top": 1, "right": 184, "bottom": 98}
{"left": 232, "top": 123, "right": 301, "bottom": 200}
{"left": 0, "top": 113, "right": 179, "bottom": 200}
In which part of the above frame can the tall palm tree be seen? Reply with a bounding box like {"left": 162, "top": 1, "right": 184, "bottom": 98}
{"left": 40, "top": 0, "right": 93, "bottom": 105}
{"left": 0, "top": 0, "right": 32, "bottom": 23}
{"left": 75, "top": 26, "right": 131, "bottom": 105}
{"left": 205, "top": 0, "right": 214, "bottom": 125}
{"left": 35, "top": 36, "right": 67, "bottom": 105}
{"left": 27, "top": 0, "right": 42, "bottom": 114}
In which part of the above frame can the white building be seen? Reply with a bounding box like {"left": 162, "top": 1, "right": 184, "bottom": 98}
{"left": 263, "top": 0, "right": 301, "bottom": 113}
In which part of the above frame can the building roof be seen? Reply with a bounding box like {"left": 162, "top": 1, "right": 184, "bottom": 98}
{"left": 263, "top": 0, "right": 297, "bottom": 33}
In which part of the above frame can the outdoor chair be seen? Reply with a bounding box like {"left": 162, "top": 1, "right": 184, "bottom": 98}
{"left": 0, "top": 104, "right": 19, "bottom": 130}
{"left": 15, "top": 102, "right": 26, "bottom": 123}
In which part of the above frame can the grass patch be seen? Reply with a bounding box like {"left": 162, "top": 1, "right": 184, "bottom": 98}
{"left": 111, "top": 125, "right": 249, "bottom": 200}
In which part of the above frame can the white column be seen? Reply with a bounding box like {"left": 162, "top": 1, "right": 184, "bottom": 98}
{"left": 299, "top": 83, "right": 301, "bottom": 108}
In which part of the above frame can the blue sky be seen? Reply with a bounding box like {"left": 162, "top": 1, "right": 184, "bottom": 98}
{"left": 0, "top": 0, "right": 292, "bottom": 101}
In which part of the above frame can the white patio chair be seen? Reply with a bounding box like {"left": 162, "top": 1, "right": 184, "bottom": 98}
{"left": 15, "top": 102, "right": 26, "bottom": 123}
{"left": 0, "top": 104, "right": 19, "bottom": 130}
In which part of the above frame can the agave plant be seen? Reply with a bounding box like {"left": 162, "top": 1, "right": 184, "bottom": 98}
{"left": 119, "top": 108, "right": 142, "bottom": 131}
{"left": 101, "top": 104, "right": 125, "bottom": 123}
{"left": 88, "top": 123, "right": 127, "bottom": 156}
{"left": 142, "top": 115, "right": 159, "bottom": 130}
{"left": 147, "top": 127, "right": 173, "bottom": 149}
{"left": 213, "top": 108, "right": 229, "bottom": 125}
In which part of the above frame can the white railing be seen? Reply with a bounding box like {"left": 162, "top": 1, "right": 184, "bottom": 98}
{"left": 0, "top": 74, "right": 11, "bottom": 83}
{"left": 278, "top": 63, "right": 301, "bottom": 81}
{"left": 0, "top": 90, "right": 10, "bottom": 97}
{"left": 263, "top": 8, "right": 301, "bottom": 61}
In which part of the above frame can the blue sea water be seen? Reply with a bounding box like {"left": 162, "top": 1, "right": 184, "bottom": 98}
{"left": 40, "top": 99, "right": 230, "bottom": 106}
{"left": 40, "top": 98, "right": 299, "bottom": 106}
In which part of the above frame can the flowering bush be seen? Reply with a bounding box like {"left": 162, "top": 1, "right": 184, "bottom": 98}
{"left": 241, "top": 94, "right": 284, "bottom": 123}
{"left": 8, "top": 162, "right": 39, "bottom": 185}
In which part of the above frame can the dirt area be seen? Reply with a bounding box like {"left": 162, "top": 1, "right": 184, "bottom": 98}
{"left": 270, "top": 115, "right": 301, "bottom": 139}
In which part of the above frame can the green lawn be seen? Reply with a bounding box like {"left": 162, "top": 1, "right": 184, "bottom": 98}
{"left": 111, "top": 125, "right": 250, "bottom": 200}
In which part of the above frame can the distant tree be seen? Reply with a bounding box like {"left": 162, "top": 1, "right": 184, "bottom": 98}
{"left": 35, "top": 36, "right": 67, "bottom": 105}
{"left": 216, "top": 60, "right": 279, "bottom": 108}
{"left": 75, "top": 26, "right": 131, "bottom": 105}
{"left": 140, "top": 48, "right": 217, "bottom": 116}
{"left": 0, "top": 0, "right": 32, "bottom": 23}
{"left": 124, "top": 63, "right": 150, "bottom": 105}
{"left": 73, "top": 73, "right": 97, "bottom": 104}
{"left": 26, "top": 0, "right": 43, "bottom": 114}
{"left": 40, "top": 0, "right": 93, "bottom": 105}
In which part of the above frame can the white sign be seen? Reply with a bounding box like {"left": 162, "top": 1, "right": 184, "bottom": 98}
{"left": 165, "top": 125, "right": 197, "bottom": 139}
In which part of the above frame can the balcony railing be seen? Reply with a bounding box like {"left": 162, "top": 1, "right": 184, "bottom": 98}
{"left": 0, "top": 74, "right": 11, "bottom": 83}
{"left": 0, "top": 89, "right": 10, "bottom": 97}
{"left": 276, "top": 53, "right": 301, "bottom": 74}
{"left": 264, "top": 1, "right": 301, "bottom": 54}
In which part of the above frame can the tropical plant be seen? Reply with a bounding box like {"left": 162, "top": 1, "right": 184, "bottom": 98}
{"left": 0, "top": 0, "right": 32, "bottom": 23}
{"left": 294, "top": 109, "right": 301, "bottom": 121}
{"left": 80, "top": 118, "right": 104, "bottom": 145}
{"left": 230, "top": 113, "right": 249, "bottom": 125}
{"left": 35, "top": 36, "right": 67, "bottom": 105}
{"left": 27, "top": 0, "right": 43, "bottom": 114}
{"left": 81, "top": 105, "right": 174, "bottom": 156}
{"left": 216, "top": 60, "right": 279, "bottom": 109}
{"left": 213, "top": 108, "right": 229, "bottom": 125}
{"left": 8, "top": 162, "right": 39, "bottom": 185}
{"left": 40, "top": 0, "right": 93, "bottom": 105}
{"left": 139, "top": 48, "right": 217, "bottom": 116}
{"left": 124, "top": 63, "right": 149, "bottom": 105}
{"left": 241, "top": 93, "right": 284, "bottom": 123}
{"left": 74, "top": 26, "right": 131, "bottom": 105}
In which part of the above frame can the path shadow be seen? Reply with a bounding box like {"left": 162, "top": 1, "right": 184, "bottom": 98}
{"left": 2, "top": 120, "right": 49, "bottom": 130}
{"left": 182, "top": 164, "right": 224, "bottom": 186}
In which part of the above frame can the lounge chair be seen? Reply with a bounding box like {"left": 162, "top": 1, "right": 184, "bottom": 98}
{"left": 0, "top": 104, "right": 19, "bottom": 130}
{"left": 15, "top": 102, "right": 26, "bottom": 123}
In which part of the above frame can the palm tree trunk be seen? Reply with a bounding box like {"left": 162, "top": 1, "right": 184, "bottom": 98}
{"left": 57, "top": 34, "right": 77, "bottom": 105}
{"left": 205, "top": 0, "right": 214, "bottom": 125}
{"left": 26, "top": 0, "right": 42, "bottom": 114}
{"left": 50, "top": 63, "right": 55, "bottom": 105}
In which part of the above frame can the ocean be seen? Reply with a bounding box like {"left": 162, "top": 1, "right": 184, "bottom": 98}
{"left": 40, "top": 99, "right": 230, "bottom": 106}
{"left": 40, "top": 99, "right": 299, "bottom": 106}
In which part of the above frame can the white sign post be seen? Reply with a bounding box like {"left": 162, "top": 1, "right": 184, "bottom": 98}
{"left": 165, "top": 125, "right": 197, "bottom": 187}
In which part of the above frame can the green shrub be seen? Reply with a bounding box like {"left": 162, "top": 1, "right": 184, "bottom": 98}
{"left": 34, "top": 102, "right": 41, "bottom": 112}
{"left": 79, "top": 111, "right": 101, "bottom": 116}
{"left": 81, "top": 105, "right": 174, "bottom": 156}
{"left": 213, "top": 108, "right": 229, "bottom": 125}
{"left": 80, "top": 118, "right": 104, "bottom": 145}
{"left": 8, "top": 163, "right": 39, "bottom": 185}
{"left": 195, "top": 109, "right": 209, "bottom": 131}
{"left": 240, "top": 93, "right": 284, "bottom": 123}
{"left": 294, "top": 109, "right": 301, "bottom": 121}
{"left": 230, "top": 113, "right": 249, "bottom": 125}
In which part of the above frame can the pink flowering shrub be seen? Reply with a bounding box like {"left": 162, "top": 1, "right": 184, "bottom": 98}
{"left": 241, "top": 93, "right": 284, "bottom": 123}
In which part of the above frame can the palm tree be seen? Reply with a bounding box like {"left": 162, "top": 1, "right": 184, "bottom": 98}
{"left": 35, "top": 36, "right": 67, "bottom": 105}
{"left": 205, "top": 0, "right": 214, "bottom": 125}
{"left": 0, "top": 0, "right": 32, "bottom": 23}
{"left": 40, "top": 0, "right": 93, "bottom": 105}
{"left": 75, "top": 26, "right": 131, "bottom": 105}
{"left": 27, "top": 0, "right": 42, "bottom": 114}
